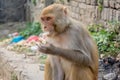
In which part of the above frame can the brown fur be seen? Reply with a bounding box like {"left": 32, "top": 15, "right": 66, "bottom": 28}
{"left": 39, "top": 4, "right": 98, "bottom": 80}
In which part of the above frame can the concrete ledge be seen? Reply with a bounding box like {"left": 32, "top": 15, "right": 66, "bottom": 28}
{"left": 0, "top": 47, "right": 44, "bottom": 80}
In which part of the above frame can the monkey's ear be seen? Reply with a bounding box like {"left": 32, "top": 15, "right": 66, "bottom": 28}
{"left": 63, "top": 7, "right": 67, "bottom": 15}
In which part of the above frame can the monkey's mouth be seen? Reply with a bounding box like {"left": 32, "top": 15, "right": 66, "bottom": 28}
{"left": 43, "top": 29, "right": 54, "bottom": 35}
{"left": 43, "top": 26, "right": 55, "bottom": 33}
{"left": 43, "top": 32, "right": 50, "bottom": 36}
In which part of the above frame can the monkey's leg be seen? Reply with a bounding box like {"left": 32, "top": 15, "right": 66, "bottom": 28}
{"left": 69, "top": 66, "right": 96, "bottom": 80}
{"left": 44, "top": 58, "right": 52, "bottom": 80}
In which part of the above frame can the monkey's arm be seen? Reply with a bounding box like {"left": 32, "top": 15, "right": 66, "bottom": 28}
{"left": 39, "top": 45, "right": 92, "bottom": 66}
{"left": 53, "top": 47, "right": 92, "bottom": 66}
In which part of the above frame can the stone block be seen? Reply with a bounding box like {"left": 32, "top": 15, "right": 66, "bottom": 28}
{"left": 79, "top": 0, "right": 82, "bottom": 2}
{"left": 103, "top": 0, "right": 109, "bottom": 7}
{"left": 71, "top": 12, "right": 76, "bottom": 18}
{"left": 86, "top": 5, "right": 95, "bottom": 10}
{"left": 79, "top": 9, "right": 85, "bottom": 15}
{"left": 75, "top": 7, "right": 79, "bottom": 13}
{"left": 72, "top": 7, "right": 76, "bottom": 12}
{"left": 78, "top": 3, "right": 87, "bottom": 9}
{"left": 112, "top": 10, "right": 116, "bottom": 20}
{"left": 109, "top": 0, "right": 115, "bottom": 8}
{"left": 104, "top": 8, "right": 110, "bottom": 21}
{"left": 109, "top": 9, "right": 113, "bottom": 21}
{"left": 81, "top": 0, "right": 86, "bottom": 3}
{"left": 91, "top": 0, "right": 97, "bottom": 6}
{"left": 68, "top": 6, "right": 71, "bottom": 11}
{"left": 70, "top": 1, "right": 78, "bottom": 7}
{"left": 116, "top": 11, "right": 120, "bottom": 21}
{"left": 75, "top": 13, "right": 80, "bottom": 20}
{"left": 106, "top": 8, "right": 110, "bottom": 21}
{"left": 116, "top": 0, "right": 120, "bottom": 3}
{"left": 101, "top": 8, "right": 111, "bottom": 21}
{"left": 101, "top": 8, "right": 109, "bottom": 21}
{"left": 86, "top": 0, "right": 91, "bottom": 5}
{"left": 115, "top": 3, "right": 120, "bottom": 9}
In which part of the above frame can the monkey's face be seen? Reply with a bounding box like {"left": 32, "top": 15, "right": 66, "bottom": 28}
{"left": 40, "top": 15, "right": 55, "bottom": 33}
{"left": 40, "top": 4, "right": 69, "bottom": 35}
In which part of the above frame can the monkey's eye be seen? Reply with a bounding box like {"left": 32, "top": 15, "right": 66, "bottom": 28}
{"left": 46, "top": 17, "right": 52, "bottom": 21}
{"left": 41, "top": 17, "right": 44, "bottom": 21}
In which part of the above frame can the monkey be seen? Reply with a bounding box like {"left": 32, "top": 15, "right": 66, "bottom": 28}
{"left": 39, "top": 4, "right": 98, "bottom": 80}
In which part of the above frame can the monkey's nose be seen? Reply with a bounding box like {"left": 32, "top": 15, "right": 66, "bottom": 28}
{"left": 44, "top": 26, "right": 47, "bottom": 29}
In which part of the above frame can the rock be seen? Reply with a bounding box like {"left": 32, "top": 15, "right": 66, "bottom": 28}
{"left": 103, "top": 73, "right": 116, "bottom": 80}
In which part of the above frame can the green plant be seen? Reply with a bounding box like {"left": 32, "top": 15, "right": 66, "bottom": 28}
{"left": 11, "top": 73, "right": 18, "bottom": 80}
{"left": 60, "top": 0, "right": 64, "bottom": 3}
{"left": 107, "top": 20, "right": 120, "bottom": 35}
{"left": 32, "top": 0, "right": 37, "bottom": 5}
{"left": 97, "top": 0, "right": 103, "bottom": 12}
{"left": 19, "top": 22, "right": 42, "bottom": 38}
{"left": 88, "top": 22, "right": 120, "bottom": 56}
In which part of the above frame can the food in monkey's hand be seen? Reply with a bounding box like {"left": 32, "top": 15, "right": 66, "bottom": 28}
{"left": 39, "top": 32, "right": 50, "bottom": 44}
{"left": 36, "top": 32, "right": 49, "bottom": 50}
{"left": 37, "top": 32, "right": 52, "bottom": 54}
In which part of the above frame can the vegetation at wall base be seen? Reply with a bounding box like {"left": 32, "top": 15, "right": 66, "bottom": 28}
{"left": 19, "top": 22, "right": 42, "bottom": 39}
{"left": 88, "top": 21, "right": 120, "bottom": 57}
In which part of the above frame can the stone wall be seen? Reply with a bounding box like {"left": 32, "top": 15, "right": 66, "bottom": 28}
{"left": 27, "top": 0, "right": 44, "bottom": 22}
{"left": 66, "top": 0, "right": 120, "bottom": 26}
{"left": 31, "top": 0, "right": 120, "bottom": 26}
{"left": 0, "top": 0, "right": 27, "bottom": 23}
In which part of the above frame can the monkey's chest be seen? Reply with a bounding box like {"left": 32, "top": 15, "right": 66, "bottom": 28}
{"left": 47, "top": 37, "right": 73, "bottom": 73}
{"left": 52, "top": 44, "right": 72, "bottom": 72}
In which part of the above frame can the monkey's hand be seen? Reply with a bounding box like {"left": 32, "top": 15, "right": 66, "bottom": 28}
{"left": 37, "top": 43, "right": 55, "bottom": 54}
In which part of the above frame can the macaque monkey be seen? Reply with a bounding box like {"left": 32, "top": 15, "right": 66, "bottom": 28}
{"left": 39, "top": 4, "right": 98, "bottom": 80}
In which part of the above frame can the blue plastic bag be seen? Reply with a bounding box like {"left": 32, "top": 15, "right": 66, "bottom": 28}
{"left": 11, "top": 36, "right": 24, "bottom": 43}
